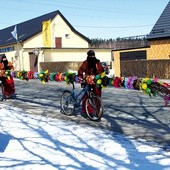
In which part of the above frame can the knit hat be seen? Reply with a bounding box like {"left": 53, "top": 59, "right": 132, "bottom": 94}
{"left": 87, "top": 50, "right": 95, "bottom": 57}
{"left": 0, "top": 54, "right": 7, "bottom": 63}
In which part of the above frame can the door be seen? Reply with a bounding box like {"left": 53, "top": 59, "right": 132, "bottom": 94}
{"left": 55, "top": 37, "right": 62, "bottom": 48}
{"left": 29, "top": 53, "right": 38, "bottom": 72}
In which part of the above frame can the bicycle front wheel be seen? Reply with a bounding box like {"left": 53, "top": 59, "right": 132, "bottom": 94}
{"left": 60, "top": 90, "right": 75, "bottom": 116}
{"left": 85, "top": 94, "right": 103, "bottom": 121}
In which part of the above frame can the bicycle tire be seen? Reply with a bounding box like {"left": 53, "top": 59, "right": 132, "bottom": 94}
{"left": 60, "top": 90, "right": 75, "bottom": 116}
{"left": 85, "top": 94, "right": 103, "bottom": 121}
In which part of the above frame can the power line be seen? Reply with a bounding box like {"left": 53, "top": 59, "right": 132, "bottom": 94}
{"left": 74, "top": 24, "right": 153, "bottom": 29}
{"left": 5, "top": 0, "right": 160, "bottom": 16}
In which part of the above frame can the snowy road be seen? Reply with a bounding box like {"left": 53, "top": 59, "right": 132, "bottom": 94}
{"left": 1, "top": 79, "right": 170, "bottom": 147}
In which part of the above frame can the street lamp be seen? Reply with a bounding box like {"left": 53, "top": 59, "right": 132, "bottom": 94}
{"left": 33, "top": 49, "right": 39, "bottom": 56}
{"left": 33, "top": 49, "right": 39, "bottom": 67}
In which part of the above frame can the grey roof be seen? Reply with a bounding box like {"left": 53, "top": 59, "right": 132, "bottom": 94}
{"left": 147, "top": 1, "right": 170, "bottom": 40}
{"left": 0, "top": 10, "right": 91, "bottom": 47}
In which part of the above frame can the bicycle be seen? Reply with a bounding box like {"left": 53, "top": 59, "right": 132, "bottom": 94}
{"left": 60, "top": 79, "right": 103, "bottom": 121}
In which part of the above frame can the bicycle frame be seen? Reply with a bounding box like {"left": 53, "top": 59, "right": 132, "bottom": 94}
{"left": 70, "top": 81, "right": 91, "bottom": 108}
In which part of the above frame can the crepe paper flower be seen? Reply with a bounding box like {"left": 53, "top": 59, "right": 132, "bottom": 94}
{"left": 102, "top": 76, "right": 108, "bottom": 87}
{"left": 146, "top": 79, "right": 152, "bottom": 85}
{"left": 133, "top": 79, "right": 142, "bottom": 90}
{"left": 58, "top": 73, "right": 64, "bottom": 82}
{"left": 127, "top": 76, "right": 138, "bottom": 89}
{"left": 97, "top": 79, "right": 102, "bottom": 85}
{"left": 33, "top": 72, "right": 39, "bottom": 79}
{"left": 27, "top": 71, "right": 34, "bottom": 79}
{"left": 15, "top": 71, "right": 20, "bottom": 78}
{"left": 101, "top": 72, "right": 106, "bottom": 79}
{"left": 124, "top": 78, "right": 129, "bottom": 89}
{"left": 19, "top": 70, "right": 28, "bottom": 81}
{"left": 38, "top": 70, "right": 49, "bottom": 83}
{"left": 145, "top": 88, "right": 151, "bottom": 94}
{"left": 49, "top": 72, "right": 56, "bottom": 81}
{"left": 85, "top": 75, "right": 95, "bottom": 85}
{"left": 140, "top": 78, "right": 158, "bottom": 97}
{"left": 15, "top": 70, "right": 28, "bottom": 80}
{"left": 64, "top": 72, "right": 76, "bottom": 84}
{"left": 153, "top": 77, "right": 158, "bottom": 82}
{"left": 5, "top": 70, "right": 11, "bottom": 80}
{"left": 94, "top": 72, "right": 108, "bottom": 88}
{"left": 143, "top": 78, "right": 150, "bottom": 82}
{"left": 10, "top": 71, "right": 16, "bottom": 78}
{"left": 141, "top": 83, "right": 147, "bottom": 90}
{"left": 164, "top": 95, "right": 170, "bottom": 106}
{"left": 74, "top": 75, "right": 79, "bottom": 83}
{"left": 60, "top": 73, "right": 65, "bottom": 82}
{"left": 55, "top": 73, "right": 64, "bottom": 82}
{"left": 95, "top": 74, "right": 101, "bottom": 80}
{"left": 113, "top": 77, "right": 121, "bottom": 88}
{"left": 108, "top": 78, "right": 113, "bottom": 87}
{"left": 162, "top": 82, "right": 170, "bottom": 88}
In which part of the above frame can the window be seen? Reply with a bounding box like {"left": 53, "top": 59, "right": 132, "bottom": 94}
{"left": 0, "top": 46, "right": 14, "bottom": 53}
{"left": 65, "top": 34, "right": 70, "bottom": 39}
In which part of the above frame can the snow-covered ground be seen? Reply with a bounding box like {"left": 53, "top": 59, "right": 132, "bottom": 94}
{"left": 0, "top": 105, "right": 170, "bottom": 170}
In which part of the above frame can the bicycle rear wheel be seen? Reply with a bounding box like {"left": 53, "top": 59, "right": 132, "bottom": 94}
{"left": 85, "top": 94, "right": 103, "bottom": 121}
{"left": 60, "top": 90, "right": 75, "bottom": 116}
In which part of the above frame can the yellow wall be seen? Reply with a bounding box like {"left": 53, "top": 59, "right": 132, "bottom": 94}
{"left": 112, "top": 39, "right": 170, "bottom": 77}
{"left": 112, "top": 51, "right": 120, "bottom": 77}
{"left": 147, "top": 39, "right": 170, "bottom": 59}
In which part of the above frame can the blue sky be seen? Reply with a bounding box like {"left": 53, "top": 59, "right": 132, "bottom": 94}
{"left": 0, "top": 0, "right": 169, "bottom": 39}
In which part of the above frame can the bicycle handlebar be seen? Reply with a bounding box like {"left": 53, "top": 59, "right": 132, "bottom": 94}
{"left": 69, "top": 75, "right": 95, "bottom": 91}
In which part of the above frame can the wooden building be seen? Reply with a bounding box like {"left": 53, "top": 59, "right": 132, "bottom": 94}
{"left": 112, "top": 1, "right": 170, "bottom": 79}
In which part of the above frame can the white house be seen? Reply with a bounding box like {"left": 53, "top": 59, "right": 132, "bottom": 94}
{"left": 0, "top": 10, "right": 112, "bottom": 72}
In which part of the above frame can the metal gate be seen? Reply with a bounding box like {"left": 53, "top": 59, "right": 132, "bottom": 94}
{"left": 120, "top": 50, "right": 147, "bottom": 77}
{"left": 120, "top": 59, "right": 170, "bottom": 79}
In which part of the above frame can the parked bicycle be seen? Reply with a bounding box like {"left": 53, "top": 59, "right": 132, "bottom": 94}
{"left": 60, "top": 78, "right": 103, "bottom": 121}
